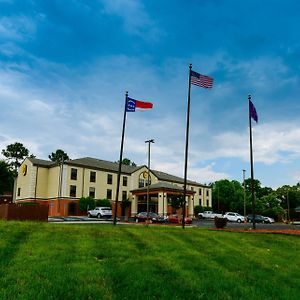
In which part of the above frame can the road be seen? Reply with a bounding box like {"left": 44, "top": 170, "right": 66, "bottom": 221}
{"left": 193, "top": 219, "right": 299, "bottom": 230}
{"left": 49, "top": 216, "right": 300, "bottom": 230}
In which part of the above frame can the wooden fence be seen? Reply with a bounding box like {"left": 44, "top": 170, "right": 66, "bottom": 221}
{"left": 0, "top": 203, "right": 48, "bottom": 221}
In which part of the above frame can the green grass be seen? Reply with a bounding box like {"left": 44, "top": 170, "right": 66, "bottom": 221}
{"left": 0, "top": 221, "right": 299, "bottom": 300}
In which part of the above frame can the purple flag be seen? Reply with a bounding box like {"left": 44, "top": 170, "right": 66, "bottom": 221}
{"left": 249, "top": 100, "right": 258, "bottom": 122}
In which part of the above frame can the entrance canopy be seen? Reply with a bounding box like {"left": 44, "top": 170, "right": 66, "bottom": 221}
{"left": 130, "top": 182, "right": 195, "bottom": 196}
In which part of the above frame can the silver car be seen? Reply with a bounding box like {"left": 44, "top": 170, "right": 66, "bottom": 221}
{"left": 263, "top": 216, "right": 275, "bottom": 224}
{"left": 224, "top": 212, "right": 245, "bottom": 223}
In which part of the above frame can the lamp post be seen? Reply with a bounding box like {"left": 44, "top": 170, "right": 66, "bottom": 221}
{"left": 287, "top": 189, "right": 290, "bottom": 223}
{"left": 145, "top": 139, "right": 154, "bottom": 223}
{"left": 242, "top": 169, "right": 246, "bottom": 222}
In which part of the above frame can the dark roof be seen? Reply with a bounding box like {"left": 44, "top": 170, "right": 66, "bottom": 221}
{"left": 28, "top": 157, "right": 57, "bottom": 167}
{"left": 27, "top": 157, "right": 140, "bottom": 174}
{"left": 64, "top": 157, "right": 140, "bottom": 174}
{"left": 151, "top": 169, "right": 206, "bottom": 187}
{"left": 131, "top": 182, "right": 195, "bottom": 194}
{"left": 27, "top": 156, "right": 207, "bottom": 186}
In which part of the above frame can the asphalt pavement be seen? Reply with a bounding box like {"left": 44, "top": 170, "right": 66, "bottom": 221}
{"left": 48, "top": 216, "right": 300, "bottom": 230}
{"left": 193, "top": 219, "right": 299, "bottom": 230}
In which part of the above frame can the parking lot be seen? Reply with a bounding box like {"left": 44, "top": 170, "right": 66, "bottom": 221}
{"left": 48, "top": 216, "right": 300, "bottom": 231}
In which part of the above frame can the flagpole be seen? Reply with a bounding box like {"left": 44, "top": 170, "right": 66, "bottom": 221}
{"left": 182, "top": 64, "right": 192, "bottom": 229}
{"left": 248, "top": 94, "right": 256, "bottom": 230}
{"left": 113, "top": 91, "right": 128, "bottom": 225}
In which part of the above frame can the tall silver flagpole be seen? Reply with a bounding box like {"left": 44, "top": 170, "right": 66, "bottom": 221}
{"left": 182, "top": 64, "right": 192, "bottom": 229}
{"left": 113, "top": 91, "right": 128, "bottom": 225}
{"left": 248, "top": 94, "right": 256, "bottom": 230}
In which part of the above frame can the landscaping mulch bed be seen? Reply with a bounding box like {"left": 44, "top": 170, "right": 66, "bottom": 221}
{"left": 212, "top": 228, "right": 300, "bottom": 236}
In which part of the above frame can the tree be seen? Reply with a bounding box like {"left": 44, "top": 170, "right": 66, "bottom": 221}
{"left": 121, "top": 198, "right": 131, "bottom": 218}
{"left": 257, "top": 193, "right": 284, "bottom": 220}
{"left": 116, "top": 158, "right": 137, "bottom": 167}
{"left": 212, "top": 179, "right": 250, "bottom": 214}
{"left": 212, "top": 179, "right": 235, "bottom": 213}
{"left": 169, "top": 195, "right": 184, "bottom": 213}
{"left": 194, "top": 205, "right": 204, "bottom": 216}
{"left": 78, "top": 196, "right": 95, "bottom": 212}
{"left": 0, "top": 160, "right": 14, "bottom": 194}
{"left": 1, "top": 142, "right": 30, "bottom": 171}
{"left": 48, "top": 149, "right": 69, "bottom": 162}
{"left": 244, "top": 178, "right": 262, "bottom": 197}
{"left": 276, "top": 185, "right": 300, "bottom": 220}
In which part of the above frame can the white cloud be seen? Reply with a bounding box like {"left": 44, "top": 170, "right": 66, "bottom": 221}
{"left": 101, "top": 0, "right": 148, "bottom": 31}
{"left": 0, "top": 15, "right": 36, "bottom": 41}
{"left": 190, "top": 122, "right": 300, "bottom": 165}
{"left": 1, "top": 49, "right": 300, "bottom": 187}
{"left": 151, "top": 161, "right": 228, "bottom": 184}
{"left": 100, "top": 0, "right": 163, "bottom": 40}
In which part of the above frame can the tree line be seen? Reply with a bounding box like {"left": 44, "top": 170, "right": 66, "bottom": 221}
{"left": 210, "top": 179, "right": 300, "bottom": 221}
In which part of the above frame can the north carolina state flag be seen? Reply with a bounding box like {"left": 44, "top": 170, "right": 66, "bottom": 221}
{"left": 126, "top": 97, "right": 153, "bottom": 112}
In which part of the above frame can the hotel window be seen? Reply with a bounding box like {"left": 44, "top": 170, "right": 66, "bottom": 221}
{"left": 122, "top": 191, "right": 127, "bottom": 201}
{"left": 206, "top": 199, "right": 209, "bottom": 207}
{"left": 123, "top": 176, "right": 128, "bottom": 187}
{"left": 199, "top": 188, "right": 202, "bottom": 195}
{"left": 206, "top": 190, "right": 209, "bottom": 197}
{"left": 90, "top": 171, "right": 96, "bottom": 183}
{"left": 138, "top": 172, "right": 151, "bottom": 188}
{"left": 107, "top": 189, "right": 112, "bottom": 200}
{"left": 17, "top": 188, "right": 21, "bottom": 197}
{"left": 138, "top": 178, "right": 144, "bottom": 188}
{"left": 89, "top": 187, "right": 95, "bottom": 198}
{"left": 107, "top": 174, "right": 113, "bottom": 184}
{"left": 71, "top": 168, "right": 77, "bottom": 180}
{"left": 70, "top": 185, "right": 77, "bottom": 197}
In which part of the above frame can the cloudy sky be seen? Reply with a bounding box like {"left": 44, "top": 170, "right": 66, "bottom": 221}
{"left": 1, "top": 0, "right": 300, "bottom": 188}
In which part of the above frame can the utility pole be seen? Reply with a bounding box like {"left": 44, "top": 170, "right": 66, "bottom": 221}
{"left": 243, "top": 169, "right": 246, "bottom": 222}
{"left": 287, "top": 189, "right": 290, "bottom": 223}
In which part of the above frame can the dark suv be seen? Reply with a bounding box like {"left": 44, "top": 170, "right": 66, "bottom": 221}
{"left": 247, "top": 214, "right": 265, "bottom": 223}
{"left": 135, "top": 212, "right": 167, "bottom": 223}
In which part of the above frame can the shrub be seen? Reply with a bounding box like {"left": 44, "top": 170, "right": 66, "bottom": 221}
{"left": 79, "top": 196, "right": 95, "bottom": 212}
{"left": 194, "top": 205, "right": 204, "bottom": 216}
{"left": 18, "top": 202, "right": 39, "bottom": 206}
{"left": 214, "top": 217, "right": 228, "bottom": 229}
{"left": 95, "top": 198, "right": 111, "bottom": 208}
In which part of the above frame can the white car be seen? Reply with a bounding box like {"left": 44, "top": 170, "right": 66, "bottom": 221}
{"left": 87, "top": 207, "right": 112, "bottom": 219}
{"left": 224, "top": 212, "right": 245, "bottom": 223}
{"left": 263, "top": 216, "right": 275, "bottom": 224}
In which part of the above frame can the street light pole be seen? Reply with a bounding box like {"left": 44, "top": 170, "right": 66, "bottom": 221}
{"left": 287, "top": 189, "right": 290, "bottom": 223}
{"left": 243, "top": 169, "right": 246, "bottom": 223}
{"left": 145, "top": 139, "right": 154, "bottom": 224}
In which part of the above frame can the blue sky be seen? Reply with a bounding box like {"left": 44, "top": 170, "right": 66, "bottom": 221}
{"left": 1, "top": 0, "right": 300, "bottom": 188}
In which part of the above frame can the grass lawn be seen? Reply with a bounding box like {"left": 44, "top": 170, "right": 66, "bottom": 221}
{"left": 0, "top": 221, "right": 299, "bottom": 300}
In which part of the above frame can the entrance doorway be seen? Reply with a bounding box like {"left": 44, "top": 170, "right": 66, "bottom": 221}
{"left": 68, "top": 202, "right": 76, "bottom": 215}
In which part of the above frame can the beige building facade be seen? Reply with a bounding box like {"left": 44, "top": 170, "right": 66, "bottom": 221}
{"left": 15, "top": 157, "right": 212, "bottom": 217}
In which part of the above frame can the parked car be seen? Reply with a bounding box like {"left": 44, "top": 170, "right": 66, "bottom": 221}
{"left": 198, "top": 211, "right": 223, "bottom": 219}
{"left": 247, "top": 214, "right": 265, "bottom": 223}
{"left": 135, "top": 212, "right": 167, "bottom": 223}
{"left": 263, "top": 216, "right": 275, "bottom": 224}
{"left": 168, "top": 214, "right": 192, "bottom": 224}
{"left": 224, "top": 212, "right": 245, "bottom": 223}
{"left": 87, "top": 207, "right": 112, "bottom": 219}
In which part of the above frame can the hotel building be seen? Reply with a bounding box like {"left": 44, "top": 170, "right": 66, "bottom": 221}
{"left": 15, "top": 157, "right": 212, "bottom": 217}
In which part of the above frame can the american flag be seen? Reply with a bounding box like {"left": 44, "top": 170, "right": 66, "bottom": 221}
{"left": 190, "top": 70, "right": 213, "bottom": 88}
